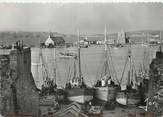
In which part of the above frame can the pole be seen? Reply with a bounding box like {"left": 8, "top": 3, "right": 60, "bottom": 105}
{"left": 160, "top": 31, "right": 162, "bottom": 43}
{"left": 74, "top": 59, "right": 76, "bottom": 78}
{"left": 129, "top": 43, "right": 132, "bottom": 85}
{"left": 104, "top": 27, "right": 108, "bottom": 74}
{"left": 54, "top": 48, "right": 56, "bottom": 84}
{"left": 78, "top": 30, "right": 82, "bottom": 79}
{"left": 160, "top": 31, "right": 162, "bottom": 52}
{"left": 104, "top": 26, "right": 107, "bottom": 51}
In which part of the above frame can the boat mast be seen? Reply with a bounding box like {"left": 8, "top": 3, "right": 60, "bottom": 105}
{"left": 77, "top": 30, "right": 82, "bottom": 79}
{"left": 53, "top": 48, "right": 56, "bottom": 84}
{"left": 104, "top": 27, "right": 107, "bottom": 51}
{"left": 159, "top": 30, "right": 162, "bottom": 52}
{"left": 160, "top": 31, "right": 162, "bottom": 52}
{"left": 160, "top": 31, "right": 162, "bottom": 44}
{"left": 128, "top": 42, "right": 132, "bottom": 86}
{"left": 39, "top": 48, "right": 49, "bottom": 82}
{"left": 104, "top": 27, "right": 108, "bottom": 75}
{"left": 146, "top": 32, "right": 147, "bottom": 44}
{"left": 73, "top": 56, "right": 76, "bottom": 78}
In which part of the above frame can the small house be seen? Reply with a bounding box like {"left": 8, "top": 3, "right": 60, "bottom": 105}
{"left": 45, "top": 35, "right": 54, "bottom": 46}
{"left": 44, "top": 35, "right": 65, "bottom": 48}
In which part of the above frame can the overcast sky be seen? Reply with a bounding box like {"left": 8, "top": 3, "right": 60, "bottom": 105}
{"left": 0, "top": 3, "right": 162, "bottom": 34}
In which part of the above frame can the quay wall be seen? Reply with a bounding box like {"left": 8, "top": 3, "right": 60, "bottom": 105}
{"left": 0, "top": 55, "right": 15, "bottom": 114}
{"left": 0, "top": 48, "right": 39, "bottom": 117}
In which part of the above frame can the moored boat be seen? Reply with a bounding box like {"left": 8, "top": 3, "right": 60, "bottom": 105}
{"left": 59, "top": 51, "right": 76, "bottom": 59}
{"left": 66, "top": 87, "right": 94, "bottom": 104}
{"left": 116, "top": 44, "right": 141, "bottom": 106}
{"left": 65, "top": 31, "right": 94, "bottom": 104}
{"left": 38, "top": 48, "right": 65, "bottom": 102}
{"left": 94, "top": 84, "right": 117, "bottom": 102}
{"left": 94, "top": 27, "right": 118, "bottom": 102}
{"left": 116, "top": 88, "right": 141, "bottom": 105}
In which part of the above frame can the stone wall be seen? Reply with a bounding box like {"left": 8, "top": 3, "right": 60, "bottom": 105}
{"left": 0, "top": 55, "right": 14, "bottom": 115}
{"left": 0, "top": 47, "right": 39, "bottom": 117}
{"left": 148, "top": 51, "right": 163, "bottom": 115}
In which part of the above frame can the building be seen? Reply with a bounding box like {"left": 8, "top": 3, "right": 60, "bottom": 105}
{"left": 117, "top": 31, "right": 126, "bottom": 44}
{"left": 44, "top": 35, "right": 65, "bottom": 47}
{"left": 79, "top": 39, "right": 89, "bottom": 48}
{"left": 45, "top": 35, "right": 54, "bottom": 46}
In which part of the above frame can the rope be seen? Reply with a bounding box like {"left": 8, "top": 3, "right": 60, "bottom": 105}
{"left": 81, "top": 52, "right": 87, "bottom": 78}
{"left": 130, "top": 54, "right": 137, "bottom": 83}
{"left": 108, "top": 45, "right": 119, "bottom": 85}
{"left": 95, "top": 50, "right": 105, "bottom": 81}
{"left": 39, "top": 48, "right": 49, "bottom": 82}
{"left": 66, "top": 59, "right": 73, "bottom": 84}
{"left": 64, "top": 59, "right": 69, "bottom": 81}
{"left": 120, "top": 51, "right": 129, "bottom": 85}
{"left": 81, "top": 52, "right": 96, "bottom": 86}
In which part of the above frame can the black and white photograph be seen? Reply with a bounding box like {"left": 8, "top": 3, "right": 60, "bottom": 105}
{"left": 0, "top": 2, "right": 163, "bottom": 117}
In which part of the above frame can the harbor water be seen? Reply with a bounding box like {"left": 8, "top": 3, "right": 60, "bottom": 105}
{"left": 31, "top": 45, "right": 159, "bottom": 89}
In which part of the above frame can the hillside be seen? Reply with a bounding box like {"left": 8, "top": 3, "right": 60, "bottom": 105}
{"left": 0, "top": 30, "right": 162, "bottom": 47}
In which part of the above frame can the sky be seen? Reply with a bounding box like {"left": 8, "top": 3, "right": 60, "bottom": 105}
{"left": 0, "top": 3, "right": 162, "bottom": 34}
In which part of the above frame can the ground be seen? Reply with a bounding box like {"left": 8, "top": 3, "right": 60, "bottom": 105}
{"left": 103, "top": 107, "right": 145, "bottom": 117}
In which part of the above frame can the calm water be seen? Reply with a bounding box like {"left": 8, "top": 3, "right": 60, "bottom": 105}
{"left": 31, "top": 45, "right": 159, "bottom": 89}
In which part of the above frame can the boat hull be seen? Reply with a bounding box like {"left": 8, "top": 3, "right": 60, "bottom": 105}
{"left": 66, "top": 88, "right": 94, "bottom": 104}
{"left": 55, "top": 89, "right": 65, "bottom": 101}
{"left": 116, "top": 91, "right": 141, "bottom": 106}
{"left": 157, "top": 89, "right": 163, "bottom": 103}
{"left": 39, "top": 95, "right": 57, "bottom": 106}
{"left": 95, "top": 86, "right": 116, "bottom": 102}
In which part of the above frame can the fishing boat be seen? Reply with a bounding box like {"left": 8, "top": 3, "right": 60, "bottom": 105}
{"left": 116, "top": 44, "right": 141, "bottom": 106}
{"left": 94, "top": 27, "right": 118, "bottom": 102}
{"left": 113, "top": 44, "right": 124, "bottom": 49}
{"left": 37, "top": 48, "right": 65, "bottom": 102}
{"left": 141, "top": 43, "right": 149, "bottom": 47}
{"left": 116, "top": 89, "right": 141, "bottom": 105}
{"left": 137, "top": 44, "right": 151, "bottom": 101}
{"left": 59, "top": 51, "right": 76, "bottom": 59}
{"left": 65, "top": 31, "right": 94, "bottom": 104}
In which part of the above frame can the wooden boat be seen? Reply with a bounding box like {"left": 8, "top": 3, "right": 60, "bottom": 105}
{"left": 94, "top": 27, "right": 118, "bottom": 102}
{"left": 59, "top": 51, "right": 76, "bottom": 59}
{"left": 38, "top": 48, "right": 65, "bottom": 102}
{"left": 65, "top": 31, "right": 94, "bottom": 104}
{"left": 112, "top": 44, "right": 124, "bottom": 49}
{"left": 116, "top": 44, "right": 141, "bottom": 106}
{"left": 116, "top": 88, "right": 141, "bottom": 105}
{"left": 94, "top": 85, "right": 117, "bottom": 102}
{"left": 136, "top": 46, "right": 151, "bottom": 102}
{"left": 66, "top": 86, "right": 94, "bottom": 104}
